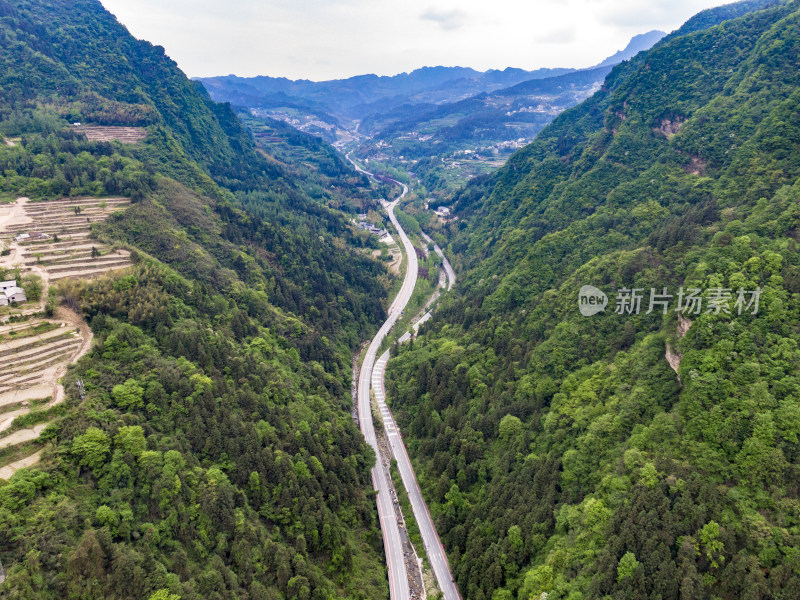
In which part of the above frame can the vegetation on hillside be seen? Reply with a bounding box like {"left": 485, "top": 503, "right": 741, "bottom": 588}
{"left": 0, "top": 0, "right": 393, "bottom": 598}
{"left": 387, "top": 1, "right": 800, "bottom": 598}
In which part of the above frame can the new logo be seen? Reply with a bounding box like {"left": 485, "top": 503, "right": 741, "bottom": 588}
{"left": 578, "top": 285, "right": 608, "bottom": 316}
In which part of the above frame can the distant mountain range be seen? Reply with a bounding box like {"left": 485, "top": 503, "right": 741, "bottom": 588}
{"left": 198, "top": 66, "right": 574, "bottom": 120}
{"left": 196, "top": 31, "right": 665, "bottom": 123}
{"left": 198, "top": 30, "right": 667, "bottom": 195}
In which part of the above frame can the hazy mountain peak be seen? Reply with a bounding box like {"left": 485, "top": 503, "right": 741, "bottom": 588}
{"left": 594, "top": 29, "right": 667, "bottom": 67}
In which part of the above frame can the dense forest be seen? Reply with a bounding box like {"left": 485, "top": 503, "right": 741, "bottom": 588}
{"left": 0, "top": 0, "right": 393, "bottom": 598}
{"left": 387, "top": 0, "right": 800, "bottom": 598}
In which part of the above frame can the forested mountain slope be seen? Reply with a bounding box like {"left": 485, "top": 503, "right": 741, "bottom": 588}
{"left": 0, "top": 1, "right": 390, "bottom": 598}
{"left": 387, "top": 0, "right": 800, "bottom": 598}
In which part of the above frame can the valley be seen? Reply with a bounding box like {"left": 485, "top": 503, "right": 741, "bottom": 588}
{"left": 199, "top": 32, "right": 665, "bottom": 198}
{"left": 353, "top": 157, "right": 461, "bottom": 600}
{"left": 2, "top": 0, "right": 800, "bottom": 599}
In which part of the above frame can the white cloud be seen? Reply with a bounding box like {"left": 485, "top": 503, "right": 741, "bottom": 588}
{"left": 595, "top": 0, "right": 706, "bottom": 27}
{"left": 99, "top": 0, "right": 732, "bottom": 80}
{"left": 535, "top": 27, "right": 577, "bottom": 44}
{"left": 420, "top": 8, "right": 469, "bottom": 31}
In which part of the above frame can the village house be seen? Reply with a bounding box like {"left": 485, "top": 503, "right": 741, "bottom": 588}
{"left": 0, "top": 279, "right": 27, "bottom": 305}
{"left": 434, "top": 206, "right": 451, "bottom": 218}
{"left": 357, "top": 221, "right": 388, "bottom": 237}
{"left": 15, "top": 231, "right": 50, "bottom": 243}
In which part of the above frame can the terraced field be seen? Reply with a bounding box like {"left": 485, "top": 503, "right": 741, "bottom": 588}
{"left": 72, "top": 124, "right": 148, "bottom": 144}
{"left": 1, "top": 196, "right": 131, "bottom": 280}
{"left": 0, "top": 196, "right": 131, "bottom": 478}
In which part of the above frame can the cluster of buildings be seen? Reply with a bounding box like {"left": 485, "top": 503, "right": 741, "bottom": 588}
{"left": 356, "top": 214, "right": 388, "bottom": 238}
{"left": 0, "top": 279, "right": 27, "bottom": 306}
{"left": 250, "top": 108, "right": 337, "bottom": 136}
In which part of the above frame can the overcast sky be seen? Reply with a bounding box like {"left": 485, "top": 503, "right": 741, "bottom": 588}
{"left": 99, "top": 0, "right": 730, "bottom": 81}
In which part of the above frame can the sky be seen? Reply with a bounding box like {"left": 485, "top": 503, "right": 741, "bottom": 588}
{"left": 99, "top": 0, "right": 731, "bottom": 81}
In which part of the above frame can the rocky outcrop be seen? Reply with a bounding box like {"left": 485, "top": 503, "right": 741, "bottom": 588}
{"left": 666, "top": 315, "right": 692, "bottom": 378}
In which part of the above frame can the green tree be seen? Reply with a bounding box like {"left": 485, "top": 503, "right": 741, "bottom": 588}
{"left": 114, "top": 425, "right": 146, "bottom": 457}
{"left": 111, "top": 379, "right": 144, "bottom": 410}
{"left": 700, "top": 521, "right": 725, "bottom": 568}
{"left": 498, "top": 414, "right": 523, "bottom": 441}
{"left": 617, "top": 551, "right": 641, "bottom": 582}
{"left": 72, "top": 427, "right": 110, "bottom": 471}
{"left": 508, "top": 525, "right": 523, "bottom": 551}
{"left": 148, "top": 591, "right": 180, "bottom": 600}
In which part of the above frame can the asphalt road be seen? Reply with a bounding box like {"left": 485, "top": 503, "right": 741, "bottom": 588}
{"left": 373, "top": 229, "right": 460, "bottom": 600}
{"left": 372, "top": 350, "right": 461, "bottom": 600}
{"left": 351, "top": 153, "right": 460, "bottom": 600}
{"left": 352, "top": 155, "right": 415, "bottom": 600}
{"left": 422, "top": 231, "right": 455, "bottom": 291}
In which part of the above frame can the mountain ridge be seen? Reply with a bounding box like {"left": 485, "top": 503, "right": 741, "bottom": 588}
{"left": 594, "top": 29, "right": 667, "bottom": 67}
{"left": 198, "top": 65, "right": 576, "bottom": 120}
{"left": 385, "top": 0, "right": 800, "bottom": 598}
{"left": 0, "top": 1, "right": 393, "bottom": 598}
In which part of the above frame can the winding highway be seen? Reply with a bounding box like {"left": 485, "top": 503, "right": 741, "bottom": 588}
{"left": 373, "top": 242, "right": 460, "bottom": 600}
{"left": 350, "top": 153, "right": 460, "bottom": 600}
{"left": 352, "top": 155, "right": 414, "bottom": 600}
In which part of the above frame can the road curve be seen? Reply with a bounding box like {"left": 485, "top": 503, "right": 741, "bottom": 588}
{"left": 373, "top": 227, "right": 461, "bottom": 600}
{"left": 349, "top": 150, "right": 461, "bottom": 599}
{"left": 351, "top": 154, "right": 416, "bottom": 600}
{"left": 421, "top": 231, "right": 455, "bottom": 291}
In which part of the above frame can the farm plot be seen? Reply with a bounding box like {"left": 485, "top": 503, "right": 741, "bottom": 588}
{"left": 72, "top": 124, "right": 148, "bottom": 144}
{"left": 2, "top": 197, "right": 132, "bottom": 280}
{"left": 0, "top": 196, "right": 131, "bottom": 478}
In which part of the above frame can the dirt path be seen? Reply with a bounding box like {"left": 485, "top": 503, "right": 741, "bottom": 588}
{"left": 0, "top": 423, "right": 46, "bottom": 449}
{"left": 0, "top": 196, "right": 31, "bottom": 231}
{"left": 48, "top": 306, "right": 93, "bottom": 405}
{"left": 0, "top": 406, "right": 30, "bottom": 434}
{"left": 56, "top": 306, "right": 92, "bottom": 363}
{"left": 0, "top": 450, "right": 42, "bottom": 480}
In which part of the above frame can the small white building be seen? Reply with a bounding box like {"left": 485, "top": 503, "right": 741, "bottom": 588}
{"left": 15, "top": 231, "right": 49, "bottom": 243}
{"left": 0, "top": 280, "right": 26, "bottom": 305}
{"left": 434, "top": 206, "right": 451, "bottom": 217}
{"left": 5, "top": 286, "right": 26, "bottom": 303}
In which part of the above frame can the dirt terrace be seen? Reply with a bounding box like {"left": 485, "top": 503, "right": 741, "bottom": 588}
{"left": 2, "top": 197, "right": 132, "bottom": 281}
{"left": 72, "top": 125, "right": 148, "bottom": 144}
{"left": 0, "top": 196, "right": 132, "bottom": 478}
